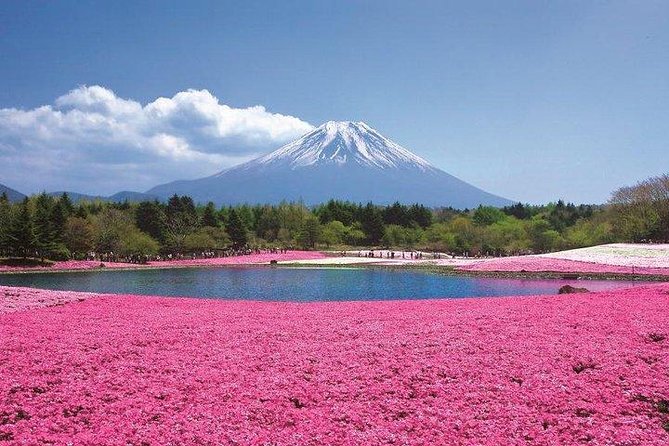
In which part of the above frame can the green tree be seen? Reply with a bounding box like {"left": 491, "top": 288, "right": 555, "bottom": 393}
{"left": 119, "top": 231, "right": 160, "bottom": 258}
{"left": 449, "top": 216, "right": 478, "bottom": 254}
{"left": 165, "top": 195, "right": 199, "bottom": 251}
{"left": 202, "top": 202, "right": 219, "bottom": 227}
{"left": 423, "top": 223, "right": 456, "bottom": 252}
{"left": 135, "top": 201, "right": 167, "bottom": 242}
{"left": 33, "top": 193, "right": 57, "bottom": 255}
{"left": 528, "top": 217, "right": 564, "bottom": 252}
{"left": 408, "top": 204, "right": 432, "bottom": 228}
{"left": 59, "top": 192, "right": 75, "bottom": 216}
{"left": 321, "top": 220, "right": 347, "bottom": 247}
{"left": 9, "top": 198, "right": 37, "bottom": 257}
{"left": 361, "top": 203, "right": 385, "bottom": 245}
{"left": 344, "top": 223, "right": 366, "bottom": 246}
{"left": 472, "top": 205, "right": 505, "bottom": 226}
{"left": 63, "top": 217, "right": 95, "bottom": 255}
{"left": 0, "top": 193, "right": 12, "bottom": 254}
{"left": 226, "top": 209, "right": 248, "bottom": 248}
{"left": 297, "top": 215, "right": 322, "bottom": 249}
{"left": 183, "top": 227, "right": 230, "bottom": 251}
{"left": 610, "top": 174, "right": 669, "bottom": 242}
{"left": 92, "top": 208, "right": 135, "bottom": 254}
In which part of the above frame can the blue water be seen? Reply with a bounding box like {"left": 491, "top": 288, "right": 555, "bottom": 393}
{"left": 0, "top": 266, "right": 645, "bottom": 301}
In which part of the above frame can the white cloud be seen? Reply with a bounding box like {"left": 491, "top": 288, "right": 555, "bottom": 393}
{"left": 0, "top": 86, "right": 314, "bottom": 195}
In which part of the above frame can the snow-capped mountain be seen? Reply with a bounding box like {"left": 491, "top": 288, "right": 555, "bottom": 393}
{"left": 148, "top": 121, "right": 512, "bottom": 208}
{"left": 243, "top": 121, "right": 436, "bottom": 171}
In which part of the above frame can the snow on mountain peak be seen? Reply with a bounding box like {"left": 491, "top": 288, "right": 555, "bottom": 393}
{"left": 246, "top": 120, "right": 437, "bottom": 171}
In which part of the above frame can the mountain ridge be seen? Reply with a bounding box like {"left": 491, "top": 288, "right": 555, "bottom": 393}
{"left": 0, "top": 182, "right": 26, "bottom": 203}
{"left": 148, "top": 121, "right": 513, "bottom": 208}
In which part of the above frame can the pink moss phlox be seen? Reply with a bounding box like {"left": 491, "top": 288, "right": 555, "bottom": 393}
{"left": 0, "top": 251, "right": 327, "bottom": 273}
{"left": 459, "top": 256, "right": 669, "bottom": 276}
{"left": 1, "top": 284, "right": 669, "bottom": 443}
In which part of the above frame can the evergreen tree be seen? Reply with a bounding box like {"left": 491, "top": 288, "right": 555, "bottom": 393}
{"left": 408, "top": 204, "right": 433, "bottom": 228}
{"left": 226, "top": 209, "right": 248, "bottom": 248}
{"left": 165, "top": 195, "right": 199, "bottom": 250}
{"left": 74, "top": 205, "right": 89, "bottom": 219}
{"left": 51, "top": 200, "right": 68, "bottom": 244}
{"left": 503, "top": 202, "right": 531, "bottom": 220}
{"left": 361, "top": 203, "right": 385, "bottom": 245}
{"left": 0, "top": 193, "right": 11, "bottom": 254}
{"left": 10, "top": 198, "right": 37, "bottom": 257}
{"left": 135, "top": 201, "right": 167, "bottom": 242}
{"left": 202, "top": 202, "right": 219, "bottom": 227}
{"left": 59, "top": 192, "right": 75, "bottom": 216}
{"left": 382, "top": 202, "right": 409, "bottom": 226}
{"left": 297, "top": 215, "right": 322, "bottom": 249}
{"left": 33, "top": 193, "right": 57, "bottom": 254}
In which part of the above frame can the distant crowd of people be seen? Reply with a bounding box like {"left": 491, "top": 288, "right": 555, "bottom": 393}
{"left": 343, "top": 250, "right": 519, "bottom": 260}
{"left": 86, "top": 246, "right": 293, "bottom": 264}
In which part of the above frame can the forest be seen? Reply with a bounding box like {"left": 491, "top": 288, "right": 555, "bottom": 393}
{"left": 0, "top": 174, "right": 667, "bottom": 262}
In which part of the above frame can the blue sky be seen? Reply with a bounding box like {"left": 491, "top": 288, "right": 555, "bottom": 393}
{"left": 1, "top": 0, "right": 668, "bottom": 203}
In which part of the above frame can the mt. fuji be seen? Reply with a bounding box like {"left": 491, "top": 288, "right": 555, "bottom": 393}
{"left": 148, "top": 121, "right": 512, "bottom": 208}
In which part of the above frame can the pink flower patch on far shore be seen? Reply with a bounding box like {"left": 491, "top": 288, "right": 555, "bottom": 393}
{"left": 146, "top": 250, "right": 327, "bottom": 268}
{"left": 0, "top": 251, "right": 327, "bottom": 273}
{"left": 459, "top": 255, "right": 669, "bottom": 276}
{"left": 1, "top": 284, "right": 669, "bottom": 444}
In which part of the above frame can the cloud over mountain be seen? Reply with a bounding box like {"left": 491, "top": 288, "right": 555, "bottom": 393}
{"left": 0, "top": 86, "right": 313, "bottom": 194}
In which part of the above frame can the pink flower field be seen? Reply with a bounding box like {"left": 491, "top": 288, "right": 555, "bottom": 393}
{"left": 1, "top": 284, "right": 668, "bottom": 444}
{"left": 0, "top": 251, "right": 327, "bottom": 273}
{"left": 459, "top": 256, "right": 669, "bottom": 276}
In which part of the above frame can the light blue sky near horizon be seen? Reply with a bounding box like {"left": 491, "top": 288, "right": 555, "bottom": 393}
{"left": 1, "top": 0, "right": 668, "bottom": 204}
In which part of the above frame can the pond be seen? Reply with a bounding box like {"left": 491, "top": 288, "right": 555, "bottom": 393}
{"left": 0, "top": 266, "right": 647, "bottom": 302}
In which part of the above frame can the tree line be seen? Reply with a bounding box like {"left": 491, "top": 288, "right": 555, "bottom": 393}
{"left": 0, "top": 173, "right": 666, "bottom": 261}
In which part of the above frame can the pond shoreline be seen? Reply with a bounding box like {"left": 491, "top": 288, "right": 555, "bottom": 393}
{"left": 2, "top": 258, "right": 669, "bottom": 283}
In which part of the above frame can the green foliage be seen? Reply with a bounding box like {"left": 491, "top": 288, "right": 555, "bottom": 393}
{"left": 449, "top": 216, "right": 478, "bottom": 254}
{"left": 119, "top": 230, "right": 160, "bottom": 257}
{"left": 297, "top": 215, "right": 322, "bottom": 249}
{"left": 63, "top": 217, "right": 95, "bottom": 255}
{"left": 201, "top": 202, "right": 219, "bottom": 227}
{"left": 321, "top": 220, "right": 346, "bottom": 247}
{"left": 9, "top": 198, "right": 37, "bottom": 257}
{"left": 1, "top": 173, "right": 665, "bottom": 261}
{"left": 423, "top": 223, "right": 456, "bottom": 252}
{"left": 183, "top": 227, "right": 230, "bottom": 251}
{"left": 135, "top": 201, "right": 167, "bottom": 242}
{"left": 226, "top": 209, "right": 248, "bottom": 248}
{"left": 472, "top": 206, "right": 505, "bottom": 226}
{"left": 165, "top": 195, "right": 200, "bottom": 251}
{"left": 0, "top": 193, "right": 11, "bottom": 253}
{"left": 609, "top": 175, "right": 669, "bottom": 242}
{"left": 92, "top": 208, "right": 133, "bottom": 253}
{"left": 361, "top": 203, "right": 385, "bottom": 245}
{"left": 502, "top": 202, "right": 532, "bottom": 220}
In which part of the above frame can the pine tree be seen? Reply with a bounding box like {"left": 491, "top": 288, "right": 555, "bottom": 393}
{"left": 51, "top": 200, "right": 68, "bottom": 244}
{"left": 135, "top": 201, "right": 167, "bottom": 242}
{"left": 361, "top": 203, "right": 385, "bottom": 245}
{"left": 226, "top": 209, "right": 248, "bottom": 248}
{"left": 10, "top": 198, "right": 37, "bottom": 257}
{"left": 0, "top": 193, "right": 11, "bottom": 254}
{"left": 202, "top": 202, "right": 219, "bottom": 227}
{"left": 33, "top": 193, "right": 56, "bottom": 254}
{"left": 59, "top": 192, "right": 75, "bottom": 216}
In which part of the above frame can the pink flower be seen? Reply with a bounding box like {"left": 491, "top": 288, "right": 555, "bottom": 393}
{"left": 1, "top": 284, "right": 669, "bottom": 444}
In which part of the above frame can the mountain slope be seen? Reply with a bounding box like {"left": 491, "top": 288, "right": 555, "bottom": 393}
{"left": 0, "top": 182, "right": 26, "bottom": 202}
{"left": 47, "top": 191, "right": 158, "bottom": 203}
{"left": 148, "top": 121, "right": 513, "bottom": 208}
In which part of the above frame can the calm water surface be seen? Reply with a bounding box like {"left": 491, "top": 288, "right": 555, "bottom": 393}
{"left": 0, "top": 267, "right": 648, "bottom": 301}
